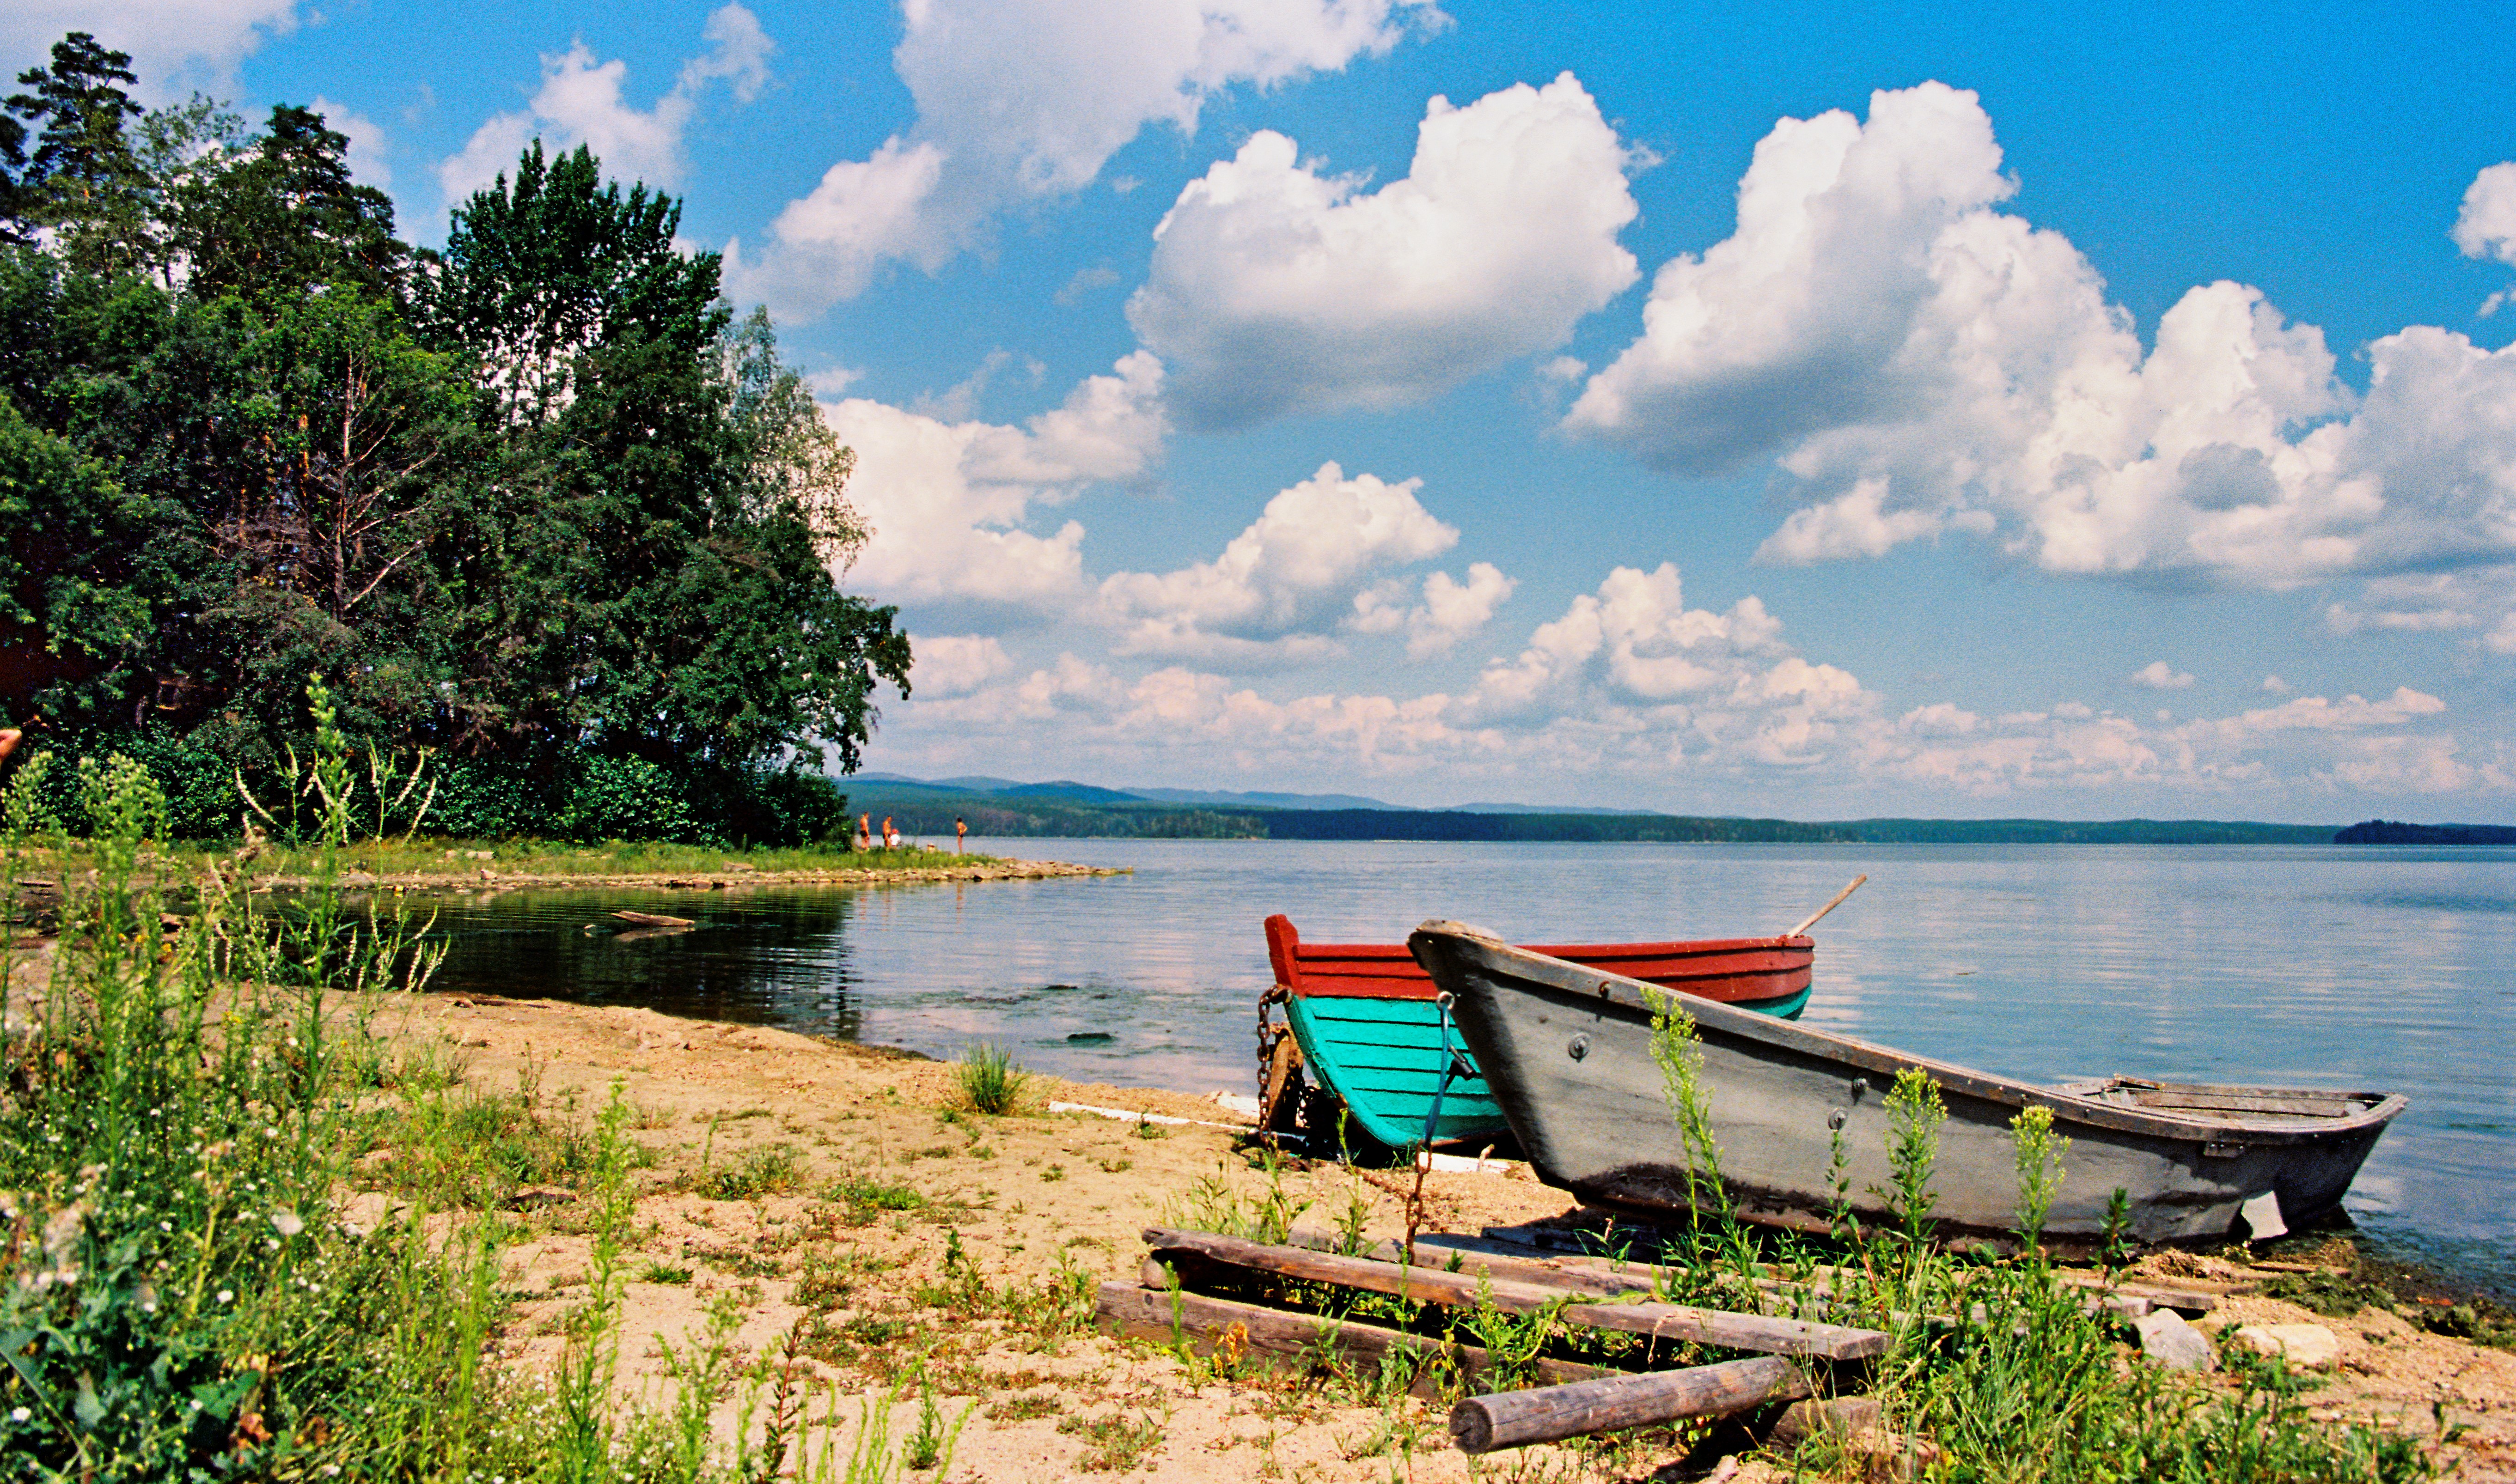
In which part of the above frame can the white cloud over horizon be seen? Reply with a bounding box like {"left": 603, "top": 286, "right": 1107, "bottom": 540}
{"left": 725, "top": 0, "right": 1444, "bottom": 318}
{"left": 437, "top": 4, "right": 774, "bottom": 202}
{"left": 1099, "top": 461, "right": 1461, "bottom": 665}
{"left": 887, "top": 559, "right": 2507, "bottom": 807}
{"left": 1128, "top": 73, "right": 1642, "bottom": 429}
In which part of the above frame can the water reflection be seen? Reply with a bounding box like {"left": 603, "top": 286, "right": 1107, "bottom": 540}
{"left": 424, "top": 888, "right": 867, "bottom": 1042}
{"left": 417, "top": 842, "right": 2516, "bottom": 1289}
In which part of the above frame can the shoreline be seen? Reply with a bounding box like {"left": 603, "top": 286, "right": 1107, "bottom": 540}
{"left": 286, "top": 854, "right": 1122, "bottom": 894}
{"left": 1, "top": 850, "right": 1125, "bottom": 902}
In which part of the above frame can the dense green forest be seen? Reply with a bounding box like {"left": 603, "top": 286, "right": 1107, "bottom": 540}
{"left": 0, "top": 34, "right": 910, "bottom": 844}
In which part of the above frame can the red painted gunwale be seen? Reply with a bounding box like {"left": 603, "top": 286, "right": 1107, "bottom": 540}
{"left": 1265, "top": 914, "right": 1812, "bottom": 1005}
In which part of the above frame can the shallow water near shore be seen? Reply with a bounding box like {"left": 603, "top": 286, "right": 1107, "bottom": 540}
{"left": 415, "top": 839, "right": 2516, "bottom": 1291}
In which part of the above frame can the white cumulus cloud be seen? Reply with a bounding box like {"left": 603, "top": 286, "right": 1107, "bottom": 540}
{"left": 726, "top": 0, "right": 1442, "bottom": 319}
{"left": 2454, "top": 162, "right": 2516, "bottom": 269}
{"left": 1402, "top": 562, "right": 1516, "bottom": 658}
{"left": 1127, "top": 72, "right": 1642, "bottom": 429}
{"left": 822, "top": 352, "right": 1169, "bottom": 616}
{"left": 4, "top": 0, "right": 299, "bottom": 95}
{"left": 438, "top": 5, "right": 773, "bottom": 202}
{"left": 1099, "top": 462, "right": 1457, "bottom": 665}
{"left": 1454, "top": 564, "right": 1813, "bottom": 736}
{"left": 909, "top": 635, "right": 1015, "bottom": 698}
{"left": 2129, "top": 661, "right": 2194, "bottom": 690}
{"left": 1563, "top": 84, "right": 2516, "bottom": 606}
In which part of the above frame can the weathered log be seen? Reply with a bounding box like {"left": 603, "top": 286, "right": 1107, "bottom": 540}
{"left": 1449, "top": 1356, "right": 1808, "bottom": 1453}
{"left": 1287, "top": 1229, "right": 1655, "bottom": 1300}
{"left": 611, "top": 909, "right": 694, "bottom": 927}
{"left": 1141, "top": 1228, "right": 1886, "bottom": 1361}
{"left": 1093, "top": 1283, "right": 1604, "bottom": 1399}
{"left": 1467, "top": 1223, "right": 2222, "bottom": 1314}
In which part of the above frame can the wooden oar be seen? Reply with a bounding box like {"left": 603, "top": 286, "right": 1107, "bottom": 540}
{"left": 1786, "top": 876, "right": 1867, "bottom": 938}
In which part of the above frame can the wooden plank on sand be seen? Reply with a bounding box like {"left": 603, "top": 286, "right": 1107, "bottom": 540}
{"left": 1140, "top": 1228, "right": 1887, "bottom": 1361}
{"left": 1467, "top": 1223, "right": 2222, "bottom": 1314}
{"left": 1093, "top": 1283, "right": 1606, "bottom": 1399}
{"left": 1449, "top": 1356, "right": 1809, "bottom": 1454}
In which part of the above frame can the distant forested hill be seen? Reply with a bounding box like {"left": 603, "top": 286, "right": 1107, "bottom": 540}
{"left": 2335, "top": 820, "right": 2516, "bottom": 845}
{"left": 840, "top": 778, "right": 2341, "bottom": 845}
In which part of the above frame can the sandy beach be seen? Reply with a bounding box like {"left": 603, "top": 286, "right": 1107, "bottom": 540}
{"left": 368, "top": 985, "right": 2516, "bottom": 1482}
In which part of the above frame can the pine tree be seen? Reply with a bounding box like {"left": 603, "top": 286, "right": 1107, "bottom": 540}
{"left": 6, "top": 33, "right": 151, "bottom": 277}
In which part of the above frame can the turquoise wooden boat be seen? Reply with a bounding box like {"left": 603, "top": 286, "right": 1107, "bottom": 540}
{"left": 1258, "top": 914, "right": 1814, "bottom": 1157}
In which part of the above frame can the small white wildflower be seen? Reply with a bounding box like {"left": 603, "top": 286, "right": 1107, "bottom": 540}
{"left": 217, "top": 1289, "right": 234, "bottom": 1304}
{"left": 271, "top": 1210, "right": 304, "bottom": 1237}
{"left": 9, "top": 1406, "right": 27, "bottom": 1422}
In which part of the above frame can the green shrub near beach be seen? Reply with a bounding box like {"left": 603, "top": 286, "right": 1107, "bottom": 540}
{"left": 10, "top": 726, "right": 860, "bottom": 847}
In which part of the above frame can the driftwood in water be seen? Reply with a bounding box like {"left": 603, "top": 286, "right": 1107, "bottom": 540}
{"left": 611, "top": 910, "right": 694, "bottom": 928}
{"left": 1093, "top": 1283, "right": 1605, "bottom": 1398}
{"left": 1140, "top": 1228, "right": 1886, "bottom": 1361}
{"left": 1448, "top": 1355, "right": 1808, "bottom": 1453}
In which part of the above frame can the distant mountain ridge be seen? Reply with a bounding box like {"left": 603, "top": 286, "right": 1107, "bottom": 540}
{"left": 855, "top": 773, "right": 1408, "bottom": 811}
{"left": 838, "top": 773, "right": 2357, "bottom": 845}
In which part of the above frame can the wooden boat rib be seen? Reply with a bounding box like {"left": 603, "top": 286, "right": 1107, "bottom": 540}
{"left": 1261, "top": 915, "right": 1814, "bottom": 1154}
{"left": 1408, "top": 919, "right": 2405, "bottom": 1248}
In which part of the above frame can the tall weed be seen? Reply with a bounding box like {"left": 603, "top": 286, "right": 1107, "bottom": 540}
{"left": 1624, "top": 1047, "right": 2430, "bottom": 1482}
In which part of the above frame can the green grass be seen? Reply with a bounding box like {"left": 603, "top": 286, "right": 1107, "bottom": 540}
{"left": 1622, "top": 1010, "right": 2436, "bottom": 1483}
{"left": 1056, "top": 1411, "right": 1165, "bottom": 1472}
{"left": 955, "top": 1042, "right": 1030, "bottom": 1115}
{"left": 824, "top": 1173, "right": 929, "bottom": 1225}
{"left": 691, "top": 1141, "right": 808, "bottom": 1200}
{"left": 5, "top": 833, "right": 1015, "bottom": 889}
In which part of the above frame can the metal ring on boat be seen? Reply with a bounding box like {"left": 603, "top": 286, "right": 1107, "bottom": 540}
{"left": 1568, "top": 1034, "right": 1589, "bottom": 1061}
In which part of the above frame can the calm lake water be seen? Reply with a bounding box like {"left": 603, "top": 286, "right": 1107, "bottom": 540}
{"left": 418, "top": 840, "right": 2516, "bottom": 1289}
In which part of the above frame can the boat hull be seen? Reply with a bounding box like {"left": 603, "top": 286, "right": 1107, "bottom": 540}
{"left": 1410, "top": 921, "right": 2404, "bottom": 1247}
{"left": 1264, "top": 916, "right": 1812, "bottom": 1154}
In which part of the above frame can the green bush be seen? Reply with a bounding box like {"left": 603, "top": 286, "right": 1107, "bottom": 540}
{"left": 559, "top": 754, "right": 700, "bottom": 844}
{"left": 956, "top": 1043, "right": 1029, "bottom": 1115}
{"left": 423, "top": 754, "right": 544, "bottom": 838}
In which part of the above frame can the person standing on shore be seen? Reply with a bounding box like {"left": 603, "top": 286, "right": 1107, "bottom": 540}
{"left": 857, "top": 814, "right": 873, "bottom": 851}
{"left": 882, "top": 815, "right": 898, "bottom": 849}
{"left": 955, "top": 816, "right": 967, "bottom": 854}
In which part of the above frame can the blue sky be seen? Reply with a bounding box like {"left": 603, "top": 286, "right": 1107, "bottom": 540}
{"left": 18, "top": 0, "right": 2516, "bottom": 820}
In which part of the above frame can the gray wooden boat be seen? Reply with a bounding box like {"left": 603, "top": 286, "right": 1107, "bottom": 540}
{"left": 1409, "top": 921, "right": 2405, "bottom": 1248}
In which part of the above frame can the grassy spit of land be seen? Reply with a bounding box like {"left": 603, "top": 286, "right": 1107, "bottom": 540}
{"left": 4, "top": 834, "right": 1123, "bottom": 898}
{"left": 4, "top": 752, "right": 2514, "bottom": 1483}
